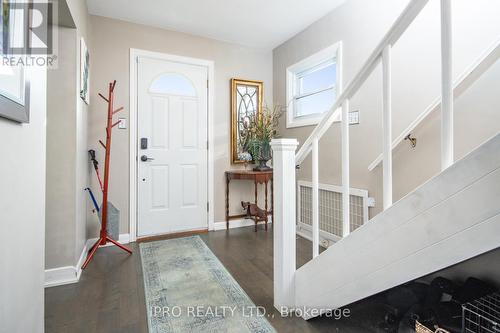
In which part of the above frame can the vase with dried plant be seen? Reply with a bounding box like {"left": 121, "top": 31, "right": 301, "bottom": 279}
{"left": 243, "top": 105, "right": 283, "bottom": 171}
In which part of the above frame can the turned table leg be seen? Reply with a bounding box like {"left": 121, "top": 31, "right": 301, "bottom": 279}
{"left": 265, "top": 180, "right": 268, "bottom": 231}
{"left": 225, "top": 175, "right": 230, "bottom": 230}
{"left": 254, "top": 180, "right": 258, "bottom": 232}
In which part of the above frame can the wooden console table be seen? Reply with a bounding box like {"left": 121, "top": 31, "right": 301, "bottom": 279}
{"left": 225, "top": 170, "right": 273, "bottom": 231}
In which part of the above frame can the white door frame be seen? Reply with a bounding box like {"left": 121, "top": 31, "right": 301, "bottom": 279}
{"left": 129, "top": 48, "right": 215, "bottom": 242}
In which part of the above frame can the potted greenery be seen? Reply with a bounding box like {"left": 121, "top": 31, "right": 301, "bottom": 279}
{"left": 243, "top": 105, "right": 283, "bottom": 171}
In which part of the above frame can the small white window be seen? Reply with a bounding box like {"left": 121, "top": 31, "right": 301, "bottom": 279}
{"left": 150, "top": 73, "right": 196, "bottom": 97}
{"left": 286, "top": 42, "right": 342, "bottom": 128}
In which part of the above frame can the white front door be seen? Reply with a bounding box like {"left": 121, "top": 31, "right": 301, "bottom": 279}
{"left": 137, "top": 56, "right": 208, "bottom": 237}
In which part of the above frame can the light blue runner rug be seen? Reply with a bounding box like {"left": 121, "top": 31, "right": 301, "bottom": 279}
{"left": 140, "top": 236, "right": 276, "bottom": 333}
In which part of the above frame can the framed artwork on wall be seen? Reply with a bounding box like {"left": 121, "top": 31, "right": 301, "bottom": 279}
{"left": 0, "top": 1, "right": 30, "bottom": 123}
{"left": 80, "top": 37, "right": 90, "bottom": 104}
{"left": 230, "top": 78, "right": 263, "bottom": 164}
{"left": 0, "top": 64, "right": 30, "bottom": 123}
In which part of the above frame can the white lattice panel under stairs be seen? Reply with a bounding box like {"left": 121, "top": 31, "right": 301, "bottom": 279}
{"left": 298, "top": 181, "right": 369, "bottom": 240}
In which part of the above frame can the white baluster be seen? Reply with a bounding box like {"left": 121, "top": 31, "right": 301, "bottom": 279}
{"left": 441, "top": 0, "right": 453, "bottom": 170}
{"left": 341, "top": 100, "right": 350, "bottom": 237}
{"left": 312, "top": 137, "right": 319, "bottom": 258}
{"left": 382, "top": 45, "right": 393, "bottom": 210}
{"left": 270, "top": 138, "right": 299, "bottom": 313}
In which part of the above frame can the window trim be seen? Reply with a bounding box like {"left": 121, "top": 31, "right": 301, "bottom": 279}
{"left": 286, "top": 42, "right": 342, "bottom": 128}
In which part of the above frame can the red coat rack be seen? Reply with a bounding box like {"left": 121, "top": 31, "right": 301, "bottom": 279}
{"left": 82, "top": 80, "right": 132, "bottom": 269}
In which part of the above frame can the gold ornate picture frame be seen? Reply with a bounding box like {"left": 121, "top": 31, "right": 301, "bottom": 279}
{"left": 231, "top": 78, "right": 263, "bottom": 164}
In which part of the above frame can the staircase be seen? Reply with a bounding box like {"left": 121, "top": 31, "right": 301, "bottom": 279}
{"left": 295, "top": 133, "right": 500, "bottom": 313}
{"left": 270, "top": 0, "right": 500, "bottom": 318}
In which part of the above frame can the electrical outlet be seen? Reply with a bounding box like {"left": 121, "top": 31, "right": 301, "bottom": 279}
{"left": 367, "top": 197, "right": 376, "bottom": 207}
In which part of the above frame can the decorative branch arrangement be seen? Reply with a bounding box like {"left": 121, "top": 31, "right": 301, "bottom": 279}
{"left": 242, "top": 105, "right": 283, "bottom": 171}
{"left": 82, "top": 80, "right": 132, "bottom": 270}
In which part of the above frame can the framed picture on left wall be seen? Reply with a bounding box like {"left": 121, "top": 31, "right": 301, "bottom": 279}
{"left": 80, "top": 37, "right": 90, "bottom": 104}
{"left": 0, "top": 1, "right": 30, "bottom": 123}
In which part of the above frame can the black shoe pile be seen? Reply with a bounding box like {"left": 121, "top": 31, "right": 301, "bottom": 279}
{"left": 378, "top": 277, "right": 496, "bottom": 333}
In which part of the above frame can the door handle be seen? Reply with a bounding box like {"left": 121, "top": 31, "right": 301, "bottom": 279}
{"left": 141, "top": 155, "right": 155, "bottom": 162}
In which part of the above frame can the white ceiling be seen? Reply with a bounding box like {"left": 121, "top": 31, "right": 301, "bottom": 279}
{"left": 86, "top": 0, "right": 346, "bottom": 49}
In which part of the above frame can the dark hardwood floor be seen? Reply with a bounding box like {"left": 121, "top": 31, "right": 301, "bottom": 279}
{"left": 45, "top": 226, "right": 386, "bottom": 333}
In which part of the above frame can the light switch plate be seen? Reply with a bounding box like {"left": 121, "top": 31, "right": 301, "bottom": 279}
{"left": 118, "top": 118, "right": 127, "bottom": 129}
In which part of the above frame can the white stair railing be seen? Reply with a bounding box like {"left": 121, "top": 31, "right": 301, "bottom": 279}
{"left": 341, "top": 99, "right": 350, "bottom": 237}
{"left": 441, "top": 0, "right": 454, "bottom": 170}
{"left": 271, "top": 0, "right": 455, "bottom": 312}
{"left": 367, "top": 35, "right": 500, "bottom": 172}
{"left": 382, "top": 45, "right": 393, "bottom": 209}
{"left": 294, "top": 0, "right": 432, "bottom": 165}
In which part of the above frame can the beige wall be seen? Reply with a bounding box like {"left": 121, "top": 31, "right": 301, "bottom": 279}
{"left": 87, "top": 15, "right": 273, "bottom": 236}
{"left": 0, "top": 68, "right": 47, "bottom": 333}
{"left": 46, "top": 27, "right": 78, "bottom": 268}
{"left": 273, "top": 0, "right": 500, "bottom": 217}
{"left": 45, "top": 0, "right": 90, "bottom": 270}
{"left": 391, "top": 58, "right": 500, "bottom": 201}
{"left": 66, "top": 0, "right": 91, "bottom": 268}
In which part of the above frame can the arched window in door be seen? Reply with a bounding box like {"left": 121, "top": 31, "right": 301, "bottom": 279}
{"left": 150, "top": 73, "right": 196, "bottom": 97}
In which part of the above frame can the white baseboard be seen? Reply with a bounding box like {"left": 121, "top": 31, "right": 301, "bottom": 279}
{"left": 45, "top": 233, "right": 130, "bottom": 288}
{"left": 213, "top": 218, "right": 273, "bottom": 231}
{"left": 45, "top": 266, "right": 80, "bottom": 288}
{"left": 296, "top": 222, "right": 341, "bottom": 248}
{"left": 45, "top": 239, "right": 90, "bottom": 288}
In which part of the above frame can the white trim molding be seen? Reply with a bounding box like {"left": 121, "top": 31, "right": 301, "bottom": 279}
{"left": 45, "top": 239, "right": 89, "bottom": 288}
{"left": 44, "top": 233, "right": 130, "bottom": 288}
{"left": 286, "top": 42, "right": 342, "bottom": 128}
{"left": 129, "top": 49, "right": 215, "bottom": 242}
{"left": 45, "top": 266, "right": 80, "bottom": 288}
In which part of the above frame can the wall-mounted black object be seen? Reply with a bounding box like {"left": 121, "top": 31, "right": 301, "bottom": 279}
{"left": 141, "top": 138, "right": 148, "bottom": 149}
{"left": 88, "top": 149, "right": 103, "bottom": 191}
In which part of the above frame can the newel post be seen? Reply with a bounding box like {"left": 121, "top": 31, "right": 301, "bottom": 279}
{"left": 271, "top": 138, "right": 299, "bottom": 312}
